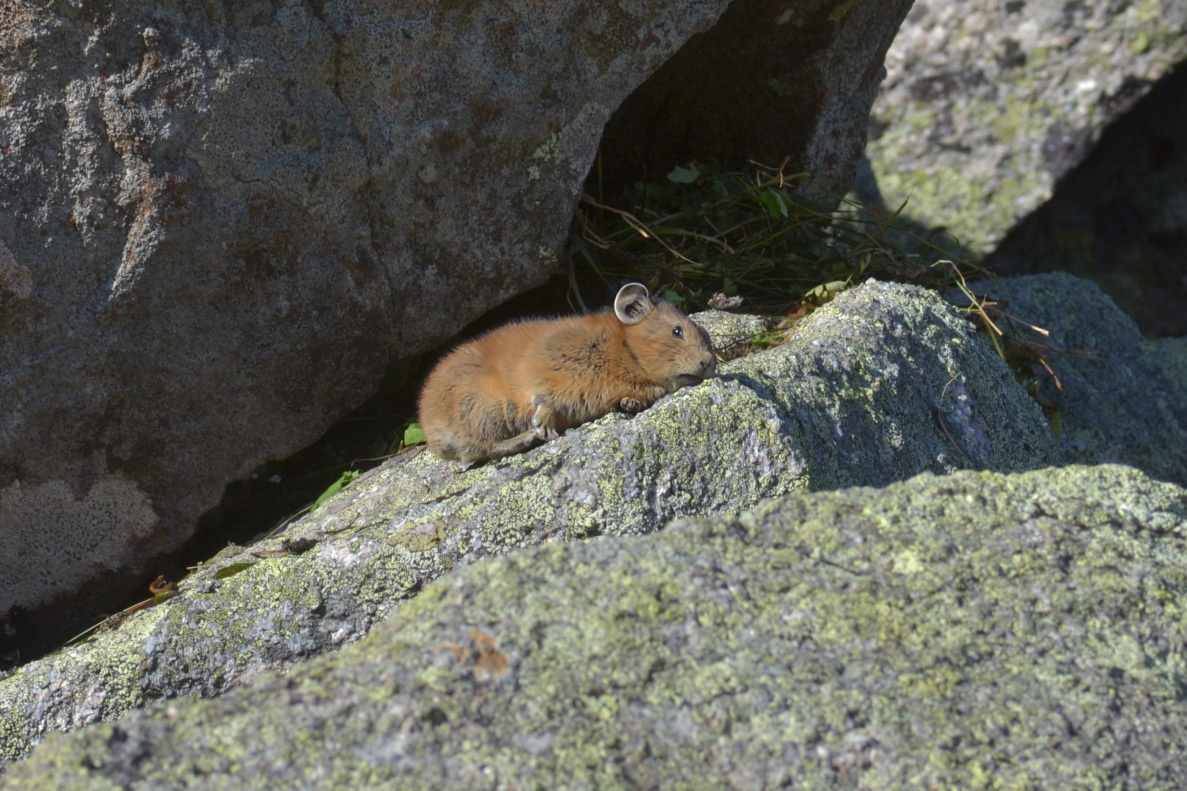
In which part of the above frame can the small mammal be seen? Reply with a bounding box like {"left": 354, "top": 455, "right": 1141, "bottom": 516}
{"left": 418, "top": 282, "right": 717, "bottom": 464}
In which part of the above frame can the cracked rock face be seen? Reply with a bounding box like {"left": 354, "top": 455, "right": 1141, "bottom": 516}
{"left": 0, "top": 1, "right": 912, "bottom": 642}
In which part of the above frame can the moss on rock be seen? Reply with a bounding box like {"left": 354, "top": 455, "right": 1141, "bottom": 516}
{"left": 865, "top": 0, "right": 1187, "bottom": 253}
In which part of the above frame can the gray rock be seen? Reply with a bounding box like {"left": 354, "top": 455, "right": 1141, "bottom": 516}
{"left": 687, "top": 309, "right": 770, "bottom": 361}
{"left": 0, "top": 0, "right": 911, "bottom": 639}
{"left": 987, "top": 61, "right": 1187, "bottom": 337}
{"left": 0, "top": 278, "right": 1058, "bottom": 767}
{"left": 6, "top": 464, "right": 1187, "bottom": 789}
{"left": 864, "top": 0, "right": 1187, "bottom": 254}
{"left": 950, "top": 272, "right": 1187, "bottom": 484}
{"left": 1149, "top": 337, "right": 1187, "bottom": 394}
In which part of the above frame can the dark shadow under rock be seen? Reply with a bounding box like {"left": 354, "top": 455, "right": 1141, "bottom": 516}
{"left": 595, "top": 0, "right": 913, "bottom": 197}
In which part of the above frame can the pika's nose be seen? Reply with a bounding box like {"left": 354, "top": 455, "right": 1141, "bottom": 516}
{"left": 700, "top": 353, "right": 717, "bottom": 377}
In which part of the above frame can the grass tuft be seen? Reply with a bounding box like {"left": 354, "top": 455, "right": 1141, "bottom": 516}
{"left": 567, "top": 158, "right": 982, "bottom": 318}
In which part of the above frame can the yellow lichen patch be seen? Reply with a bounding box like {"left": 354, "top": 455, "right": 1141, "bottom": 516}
{"left": 0, "top": 475, "right": 158, "bottom": 608}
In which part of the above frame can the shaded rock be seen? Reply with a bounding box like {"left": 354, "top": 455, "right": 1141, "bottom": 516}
{"left": 0, "top": 278, "right": 1059, "bottom": 766}
{"left": 1149, "top": 337, "right": 1187, "bottom": 394}
{"left": 6, "top": 464, "right": 1187, "bottom": 789}
{"left": 0, "top": 0, "right": 921, "bottom": 650}
{"left": 950, "top": 272, "right": 1187, "bottom": 485}
{"left": 864, "top": 0, "right": 1187, "bottom": 254}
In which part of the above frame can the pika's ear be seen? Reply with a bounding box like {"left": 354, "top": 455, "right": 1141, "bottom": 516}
{"left": 614, "top": 283, "right": 653, "bottom": 325}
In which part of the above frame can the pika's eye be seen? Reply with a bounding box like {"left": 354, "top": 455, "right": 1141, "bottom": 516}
{"left": 672, "top": 325, "right": 684, "bottom": 339}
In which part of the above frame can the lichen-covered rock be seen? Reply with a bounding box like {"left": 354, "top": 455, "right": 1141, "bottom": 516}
{"left": 686, "top": 309, "right": 770, "bottom": 361}
{"left": 864, "top": 0, "right": 1187, "bottom": 254}
{"left": 6, "top": 464, "right": 1187, "bottom": 789}
{"left": 0, "top": 0, "right": 916, "bottom": 648}
{"left": 6, "top": 273, "right": 1184, "bottom": 771}
{"left": 950, "top": 272, "right": 1187, "bottom": 485}
{"left": 0, "top": 278, "right": 1059, "bottom": 767}
{"left": 987, "top": 61, "right": 1187, "bottom": 337}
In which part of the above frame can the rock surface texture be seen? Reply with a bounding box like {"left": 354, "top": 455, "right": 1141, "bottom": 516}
{"left": 6, "top": 464, "right": 1187, "bottom": 789}
{"left": 4, "top": 273, "right": 1187, "bottom": 768}
{"left": 952, "top": 272, "right": 1187, "bottom": 484}
{"left": 864, "top": 0, "right": 1187, "bottom": 253}
{"left": 0, "top": 1, "right": 910, "bottom": 643}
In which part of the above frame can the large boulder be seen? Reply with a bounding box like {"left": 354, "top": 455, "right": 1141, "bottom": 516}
{"left": 0, "top": 1, "right": 910, "bottom": 644}
{"left": 863, "top": 0, "right": 1187, "bottom": 254}
{"left": 6, "top": 464, "right": 1187, "bottom": 789}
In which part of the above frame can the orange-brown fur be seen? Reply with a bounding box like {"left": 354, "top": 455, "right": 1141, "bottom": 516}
{"left": 418, "top": 283, "right": 717, "bottom": 463}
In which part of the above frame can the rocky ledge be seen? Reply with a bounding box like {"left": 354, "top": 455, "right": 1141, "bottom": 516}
{"left": 2, "top": 273, "right": 1185, "bottom": 775}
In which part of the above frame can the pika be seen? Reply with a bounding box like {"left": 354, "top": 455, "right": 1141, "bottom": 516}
{"left": 418, "top": 282, "right": 717, "bottom": 464}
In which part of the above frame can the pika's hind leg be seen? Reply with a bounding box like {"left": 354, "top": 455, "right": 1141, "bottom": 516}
{"left": 426, "top": 430, "right": 491, "bottom": 466}
{"left": 485, "top": 397, "right": 560, "bottom": 460}
{"left": 488, "top": 428, "right": 545, "bottom": 459}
